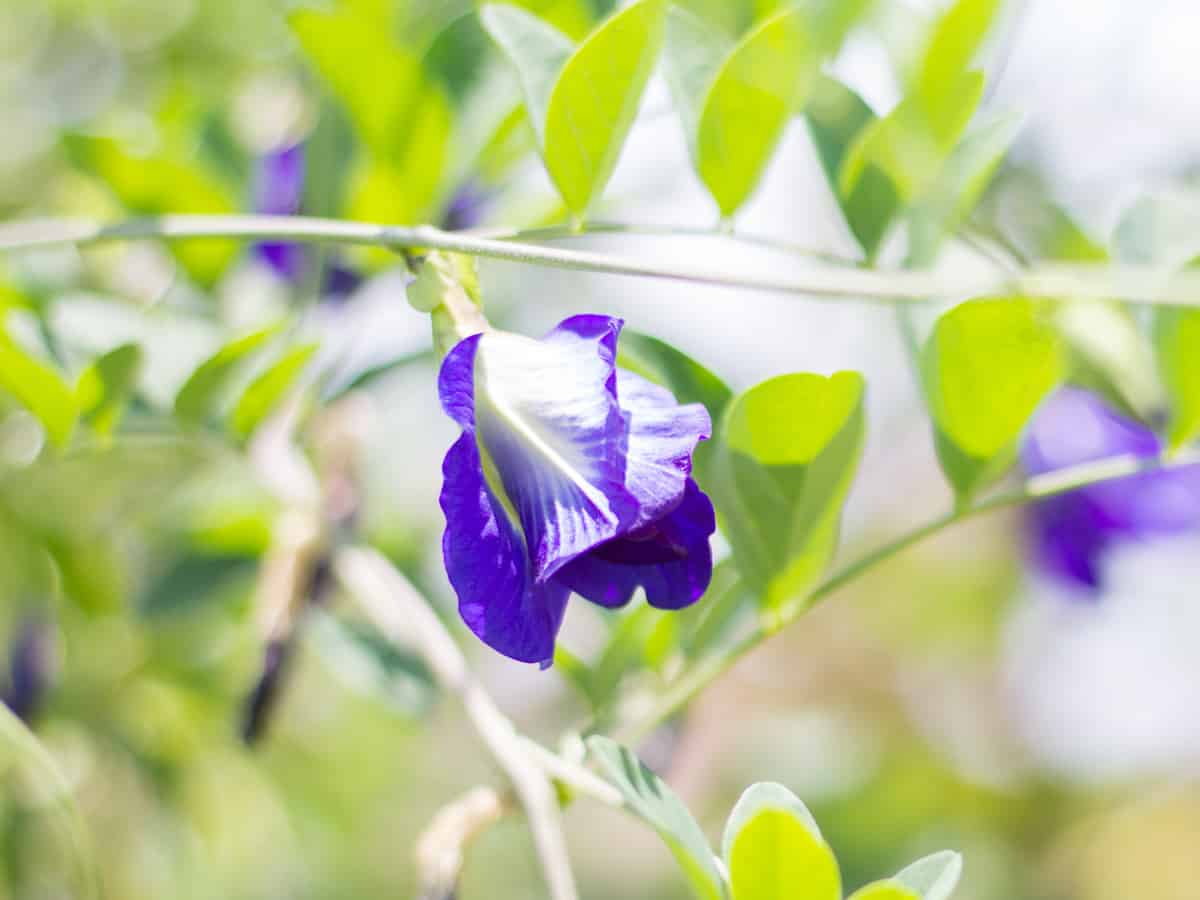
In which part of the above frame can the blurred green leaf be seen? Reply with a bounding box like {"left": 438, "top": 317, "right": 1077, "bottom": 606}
{"left": 292, "top": 6, "right": 452, "bottom": 224}
{"left": 907, "top": 112, "right": 1022, "bottom": 267}
{"left": 922, "top": 298, "right": 1065, "bottom": 499}
{"left": 71, "top": 136, "right": 238, "bottom": 285}
{"left": 712, "top": 372, "right": 865, "bottom": 613}
{"left": 76, "top": 343, "right": 142, "bottom": 438}
{"left": 666, "top": 6, "right": 815, "bottom": 216}
{"left": 231, "top": 343, "right": 318, "bottom": 439}
{"left": 893, "top": 851, "right": 963, "bottom": 900}
{"left": 0, "top": 331, "right": 76, "bottom": 449}
{"left": 484, "top": 0, "right": 667, "bottom": 217}
{"left": 588, "top": 736, "right": 725, "bottom": 900}
{"left": 174, "top": 325, "right": 281, "bottom": 427}
{"left": 47, "top": 534, "right": 127, "bottom": 615}
{"left": 805, "top": 76, "right": 898, "bottom": 259}
{"left": 308, "top": 613, "right": 438, "bottom": 720}
{"left": 914, "top": 0, "right": 1002, "bottom": 141}
{"left": 723, "top": 783, "right": 840, "bottom": 900}
{"left": 139, "top": 552, "right": 257, "bottom": 618}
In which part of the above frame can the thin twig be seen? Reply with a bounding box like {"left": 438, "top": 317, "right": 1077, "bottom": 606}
{"left": 5, "top": 214, "right": 1200, "bottom": 306}
{"left": 334, "top": 545, "right": 580, "bottom": 900}
{"left": 617, "top": 447, "right": 1200, "bottom": 744}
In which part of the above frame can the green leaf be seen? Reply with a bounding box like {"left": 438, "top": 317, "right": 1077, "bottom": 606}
{"left": 588, "top": 736, "right": 726, "bottom": 900}
{"left": 231, "top": 343, "right": 319, "bottom": 439}
{"left": 484, "top": 0, "right": 668, "bottom": 217}
{"left": 71, "top": 137, "right": 237, "bottom": 285}
{"left": 805, "top": 76, "right": 898, "bottom": 259}
{"left": 712, "top": 372, "right": 865, "bottom": 613}
{"left": 723, "top": 783, "right": 840, "bottom": 900}
{"left": 544, "top": 0, "right": 667, "bottom": 216}
{"left": 916, "top": 0, "right": 1003, "bottom": 135}
{"left": 139, "top": 552, "right": 257, "bottom": 618}
{"left": 76, "top": 343, "right": 142, "bottom": 438}
{"left": 174, "top": 325, "right": 281, "bottom": 426}
{"left": 480, "top": 4, "right": 575, "bottom": 147}
{"left": 1154, "top": 308, "right": 1200, "bottom": 451}
{"left": 663, "top": 7, "right": 732, "bottom": 147}
{"left": 893, "top": 851, "right": 963, "bottom": 900}
{"left": 667, "top": 7, "right": 816, "bottom": 216}
{"left": 840, "top": 70, "right": 983, "bottom": 204}
{"left": 922, "top": 299, "right": 1065, "bottom": 498}
{"left": 308, "top": 612, "right": 438, "bottom": 719}
{"left": 846, "top": 884, "right": 920, "bottom": 900}
{"left": 906, "top": 111, "right": 1022, "bottom": 267}
{"left": 0, "top": 333, "right": 76, "bottom": 449}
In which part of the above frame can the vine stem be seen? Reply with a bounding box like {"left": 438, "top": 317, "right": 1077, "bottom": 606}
{"left": 616, "top": 447, "right": 1200, "bottom": 745}
{"left": 5, "top": 214, "right": 1200, "bottom": 306}
{"left": 334, "top": 545, "right": 583, "bottom": 900}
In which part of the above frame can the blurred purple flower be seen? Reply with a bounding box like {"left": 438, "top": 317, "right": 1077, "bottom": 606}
{"left": 1022, "top": 387, "right": 1200, "bottom": 592}
{"left": 438, "top": 315, "right": 715, "bottom": 665}
{"left": 441, "top": 180, "right": 490, "bottom": 232}
{"left": 254, "top": 143, "right": 307, "bottom": 282}
{"left": 3, "top": 617, "right": 53, "bottom": 724}
{"left": 253, "top": 142, "right": 362, "bottom": 299}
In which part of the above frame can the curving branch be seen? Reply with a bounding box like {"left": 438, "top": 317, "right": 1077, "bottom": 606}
{"left": 4, "top": 214, "right": 1200, "bottom": 307}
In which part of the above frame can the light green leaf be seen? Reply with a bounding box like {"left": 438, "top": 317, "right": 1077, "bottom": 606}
{"left": 545, "top": 0, "right": 667, "bottom": 216}
{"left": 894, "top": 851, "right": 963, "bottom": 900}
{"left": 76, "top": 343, "right": 142, "bottom": 438}
{"left": 694, "top": 8, "right": 815, "bottom": 216}
{"left": 485, "top": 0, "right": 668, "bottom": 216}
{"left": 73, "top": 137, "right": 237, "bottom": 285}
{"left": 480, "top": 4, "right": 575, "bottom": 147}
{"left": 907, "top": 111, "right": 1023, "bottom": 267}
{"left": 712, "top": 372, "right": 865, "bottom": 613}
{"left": 846, "top": 883, "right": 920, "bottom": 900}
{"left": 922, "top": 299, "right": 1065, "bottom": 498}
{"left": 291, "top": 6, "right": 418, "bottom": 158}
{"left": 805, "top": 76, "right": 898, "bottom": 259}
{"left": 231, "top": 343, "right": 318, "bottom": 439}
{"left": 916, "top": 0, "right": 1003, "bottom": 135}
{"left": 840, "top": 70, "right": 983, "bottom": 204}
{"left": 174, "top": 325, "right": 281, "bottom": 426}
{"left": 0, "top": 333, "right": 76, "bottom": 449}
{"left": 1154, "top": 309, "right": 1200, "bottom": 451}
{"left": 663, "top": 6, "right": 732, "bottom": 149}
{"left": 588, "top": 736, "right": 726, "bottom": 900}
{"left": 723, "top": 783, "right": 840, "bottom": 900}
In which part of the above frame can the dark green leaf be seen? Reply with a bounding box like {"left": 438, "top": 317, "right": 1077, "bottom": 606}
{"left": 805, "top": 76, "right": 898, "bottom": 259}
{"left": 139, "top": 553, "right": 257, "bottom": 618}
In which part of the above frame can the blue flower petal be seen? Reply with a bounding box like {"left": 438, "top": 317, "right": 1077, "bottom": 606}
{"left": 438, "top": 332, "right": 484, "bottom": 428}
{"left": 472, "top": 317, "right": 638, "bottom": 581}
{"left": 556, "top": 479, "right": 715, "bottom": 610}
{"left": 440, "top": 432, "right": 569, "bottom": 665}
{"left": 617, "top": 370, "right": 712, "bottom": 529}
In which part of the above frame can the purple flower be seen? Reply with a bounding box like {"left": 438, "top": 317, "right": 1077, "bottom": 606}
{"left": 441, "top": 180, "right": 491, "bottom": 232}
{"left": 1022, "top": 387, "right": 1200, "bottom": 592}
{"left": 254, "top": 143, "right": 307, "bottom": 282}
{"left": 438, "top": 315, "right": 715, "bottom": 665}
{"left": 252, "top": 142, "right": 363, "bottom": 299}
